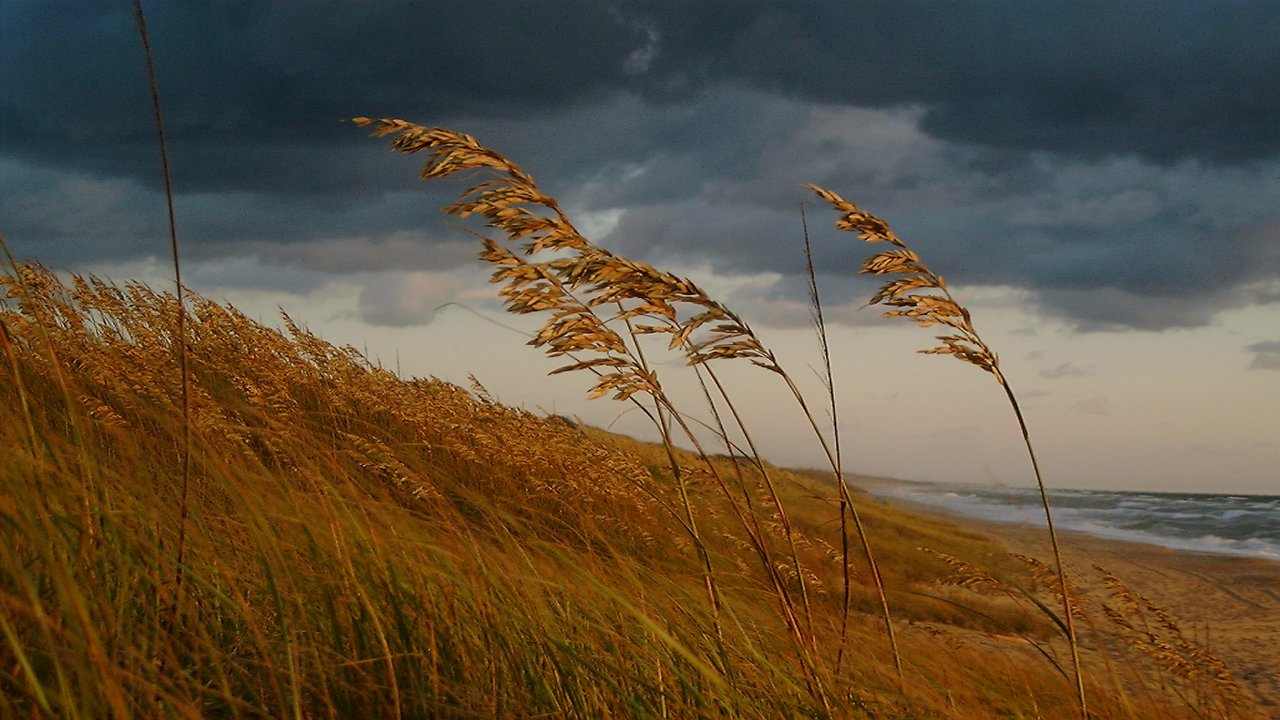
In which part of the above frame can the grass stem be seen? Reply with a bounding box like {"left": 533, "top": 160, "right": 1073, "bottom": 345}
{"left": 131, "top": 0, "right": 193, "bottom": 626}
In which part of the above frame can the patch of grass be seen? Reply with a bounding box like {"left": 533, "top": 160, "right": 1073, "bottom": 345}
{"left": 0, "top": 118, "right": 1248, "bottom": 718}
{"left": 0, "top": 258, "right": 1230, "bottom": 718}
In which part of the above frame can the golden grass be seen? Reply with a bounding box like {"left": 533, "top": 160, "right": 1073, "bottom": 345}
{"left": 1, "top": 255, "right": 1247, "bottom": 718}
{"left": 355, "top": 116, "right": 904, "bottom": 692}
{"left": 808, "top": 183, "right": 1089, "bottom": 716}
{"left": 0, "top": 115, "right": 1253, "bottom": 718}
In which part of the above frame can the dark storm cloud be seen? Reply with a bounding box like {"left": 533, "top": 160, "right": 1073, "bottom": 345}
{"left": 589, "top": 108, "right": 1280, "bottom": 331}
{"left": 1, "top": 0, "right": 648, "bottom": 195}
{"left": 5, "top": 1, "right": 1277, "bottom": 191}
{"left": 3, "top": 1, "right": 1279, "bottom": 331}
{"left": 635, "top": 0, "right": 1280, "bottom": 163}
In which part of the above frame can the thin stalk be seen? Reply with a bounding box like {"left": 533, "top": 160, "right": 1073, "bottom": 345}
{"left": 998, "top": 372, "right": 1087, "bottom": 720}
{"left": 807, "top": 184, "right": 1085, "bottom": 715}
{"left": 777, "top": 369, "right": 902, "bottom": 681}
{"left": 694, "top": 364, "right": 816, "bottom": 650}
{"left": 801, "top": 205, "right": 854, "bottom": 665}
{"left": 652, "top": 400, "right": 724, "bottom": 633}
{"left": 626, "top": 311, "right": 813, "bottom": 680}
{"left": 894, "top": 268, "right": 1086, "bottom": 713}
{"left": 630, "top": 327, "right": 722, "bottom": 624}
{"left": 132, "top": 0, "right": 192, "bottom": 624}
{"left": 655, "top": 394, "right": 828, "bottom": 710}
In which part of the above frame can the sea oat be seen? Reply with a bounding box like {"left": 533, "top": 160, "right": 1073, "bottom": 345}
{"left": 358, "top": 118, "right": 904, "bottom": 689}
{"left": 810, "top": 184, "right": 1087, "bottom": 717}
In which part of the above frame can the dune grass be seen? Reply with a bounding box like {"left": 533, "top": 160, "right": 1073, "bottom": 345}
{"left": 0, "top": 252, "right": 1246, "bottom": 718}
{"left": 0, "top": 113, "right": 1252, "bottom": 718}
{"left": 806, "top": 184, "right": 1088, "bottom": 715}
{"left": 351, "top": 117, "right": 905, "bottom": 690}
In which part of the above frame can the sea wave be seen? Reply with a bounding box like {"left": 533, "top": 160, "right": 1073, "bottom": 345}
{"left": 874, "top": 482, "right": 1280, "bottom": 561}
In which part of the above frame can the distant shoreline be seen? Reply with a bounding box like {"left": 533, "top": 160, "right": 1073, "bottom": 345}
{"left": 849, "top": 474, "right": 1280, "bottom": 561}
{"left": 849, "top": 473, "right": 1279, "bottom": 499}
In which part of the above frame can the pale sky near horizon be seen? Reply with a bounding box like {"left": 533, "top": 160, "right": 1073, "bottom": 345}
{"left": 3, "top": 2, "right": 1278, "bottom": 494}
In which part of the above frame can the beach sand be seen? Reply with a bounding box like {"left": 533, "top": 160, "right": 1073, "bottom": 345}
{"left": 852, "top": 476, "right": 1280, "bottom": 715}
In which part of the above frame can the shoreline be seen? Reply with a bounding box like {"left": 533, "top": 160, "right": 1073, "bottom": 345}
{"left": 858, "top": 474, "right": 1279, "bottom": 561}
{"left": 848, "top": 474, "right": 1280, "bottom": 713}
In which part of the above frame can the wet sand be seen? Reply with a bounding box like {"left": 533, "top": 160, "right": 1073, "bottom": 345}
{"left": 851, "top": 475, "right": 1280, "bottom": 714}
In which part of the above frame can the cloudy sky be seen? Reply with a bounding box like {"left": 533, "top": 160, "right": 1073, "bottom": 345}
{"left": 3, "top": 1, "right": 1277, "bottom": 494}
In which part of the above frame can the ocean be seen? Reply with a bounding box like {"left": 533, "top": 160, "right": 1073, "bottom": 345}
{"left": 872, "top": 482, "right": 1280, "bottom": 561}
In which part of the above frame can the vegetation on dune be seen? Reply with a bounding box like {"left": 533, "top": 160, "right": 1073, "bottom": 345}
{"left": 0, "top": 0, "right": 1256, "bottom": 712}
{"left": 0, "top": 117, "right": 1249, "bottom": 717}
{"left": 0, "top": 260, "right": 1045, "bottom": 717}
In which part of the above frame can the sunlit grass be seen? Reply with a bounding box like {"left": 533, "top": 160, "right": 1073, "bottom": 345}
{"left": 0, "top": 248, "right": 1245, "bottom": 717}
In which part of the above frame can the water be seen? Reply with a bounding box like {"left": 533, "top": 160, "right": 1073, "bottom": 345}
{"left": 872, "top": 482, "right": 1280, "bottom": 561}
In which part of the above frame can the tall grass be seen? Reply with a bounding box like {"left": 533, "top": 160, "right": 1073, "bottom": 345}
{"left": 131, "top": 0, "right": 193, "bottom": 629}
{"left": 0, "top": 113, "right": 1251, "bottom": 717}
{"left": 0, "top": 256, "right": 1092, "bottom": 717}
{"left": 2, "top": 252, "right": 1251, "bottom": 717}
{"left": 354, "top": 117, "right": 904, "bottom": 693}
{"left": 347, "top": 118, "right": 1245, "bottom": 717}
{"left": 806, "top": 184, "right": 1088, "bottom": 717}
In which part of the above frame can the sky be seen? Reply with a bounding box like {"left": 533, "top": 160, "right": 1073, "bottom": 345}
{"left": 2, "top": 1, "right": 1277, "bottom": 494}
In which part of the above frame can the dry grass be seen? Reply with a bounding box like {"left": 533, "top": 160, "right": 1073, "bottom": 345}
{"left": 808, "top": 184, "right": 1089, "bottom": 717}
{"left": 0, "top": 115, "right": 1252, "bottom": 718}
{"left": 355, "top": 117, "right": 905, "bottom": 693}
{"left": 1, "top": 253, "right": 1245, "bottom": 718}
{"left": 345, "top": 119, "right": 1244, "bottom": 717}
{"left": 925, "top": 547, "right": 1248, "bottom": 718}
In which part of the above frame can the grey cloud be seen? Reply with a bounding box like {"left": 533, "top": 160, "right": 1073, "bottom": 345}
{"left": 6, "top": 2, "right": 1278, "bottom": 196}
{"left": 182, "top": 257, "right": 332, "bottom": 296}
{"left": 357, "top": 271, "right": 470, "bottom": 327}
{"left": 1039, "top": 363, "right": 1095, "bottom": 380}
{"left": 1033, "top": 286, "right": 1228, "bottom": 332}
{"left": 254, "top": 235, "right": 477, "bottom": 275}
{"left": 1, "top": 155, "right": 477, "bottom": 271}
{"left": 721, "top": 273, "right": 881, "bottom": 330}
{"left": 1247, "top": 341, "right": 1280, "bottom": 370}
{"left": 1071, "top": 396, "right": 1110, "bottom": 416}
{"left": 0, "top": 159, "right": 169, "bottom": 265}
{"left": 638, "top": 1, "right": 1280, "bottom": 162}
{"left": 585, "top": 100, "right": 1280, "bottom": 331}
{"left": 4, "top": 2, "right": 1279, "bottom": 334}
{"left": 80, "top": 255, "right": 334, "bottom": 298}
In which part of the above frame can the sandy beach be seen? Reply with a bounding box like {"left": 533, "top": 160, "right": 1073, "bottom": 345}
{"left": 853, "top": 475, "right": 1280, "bottom": 714}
